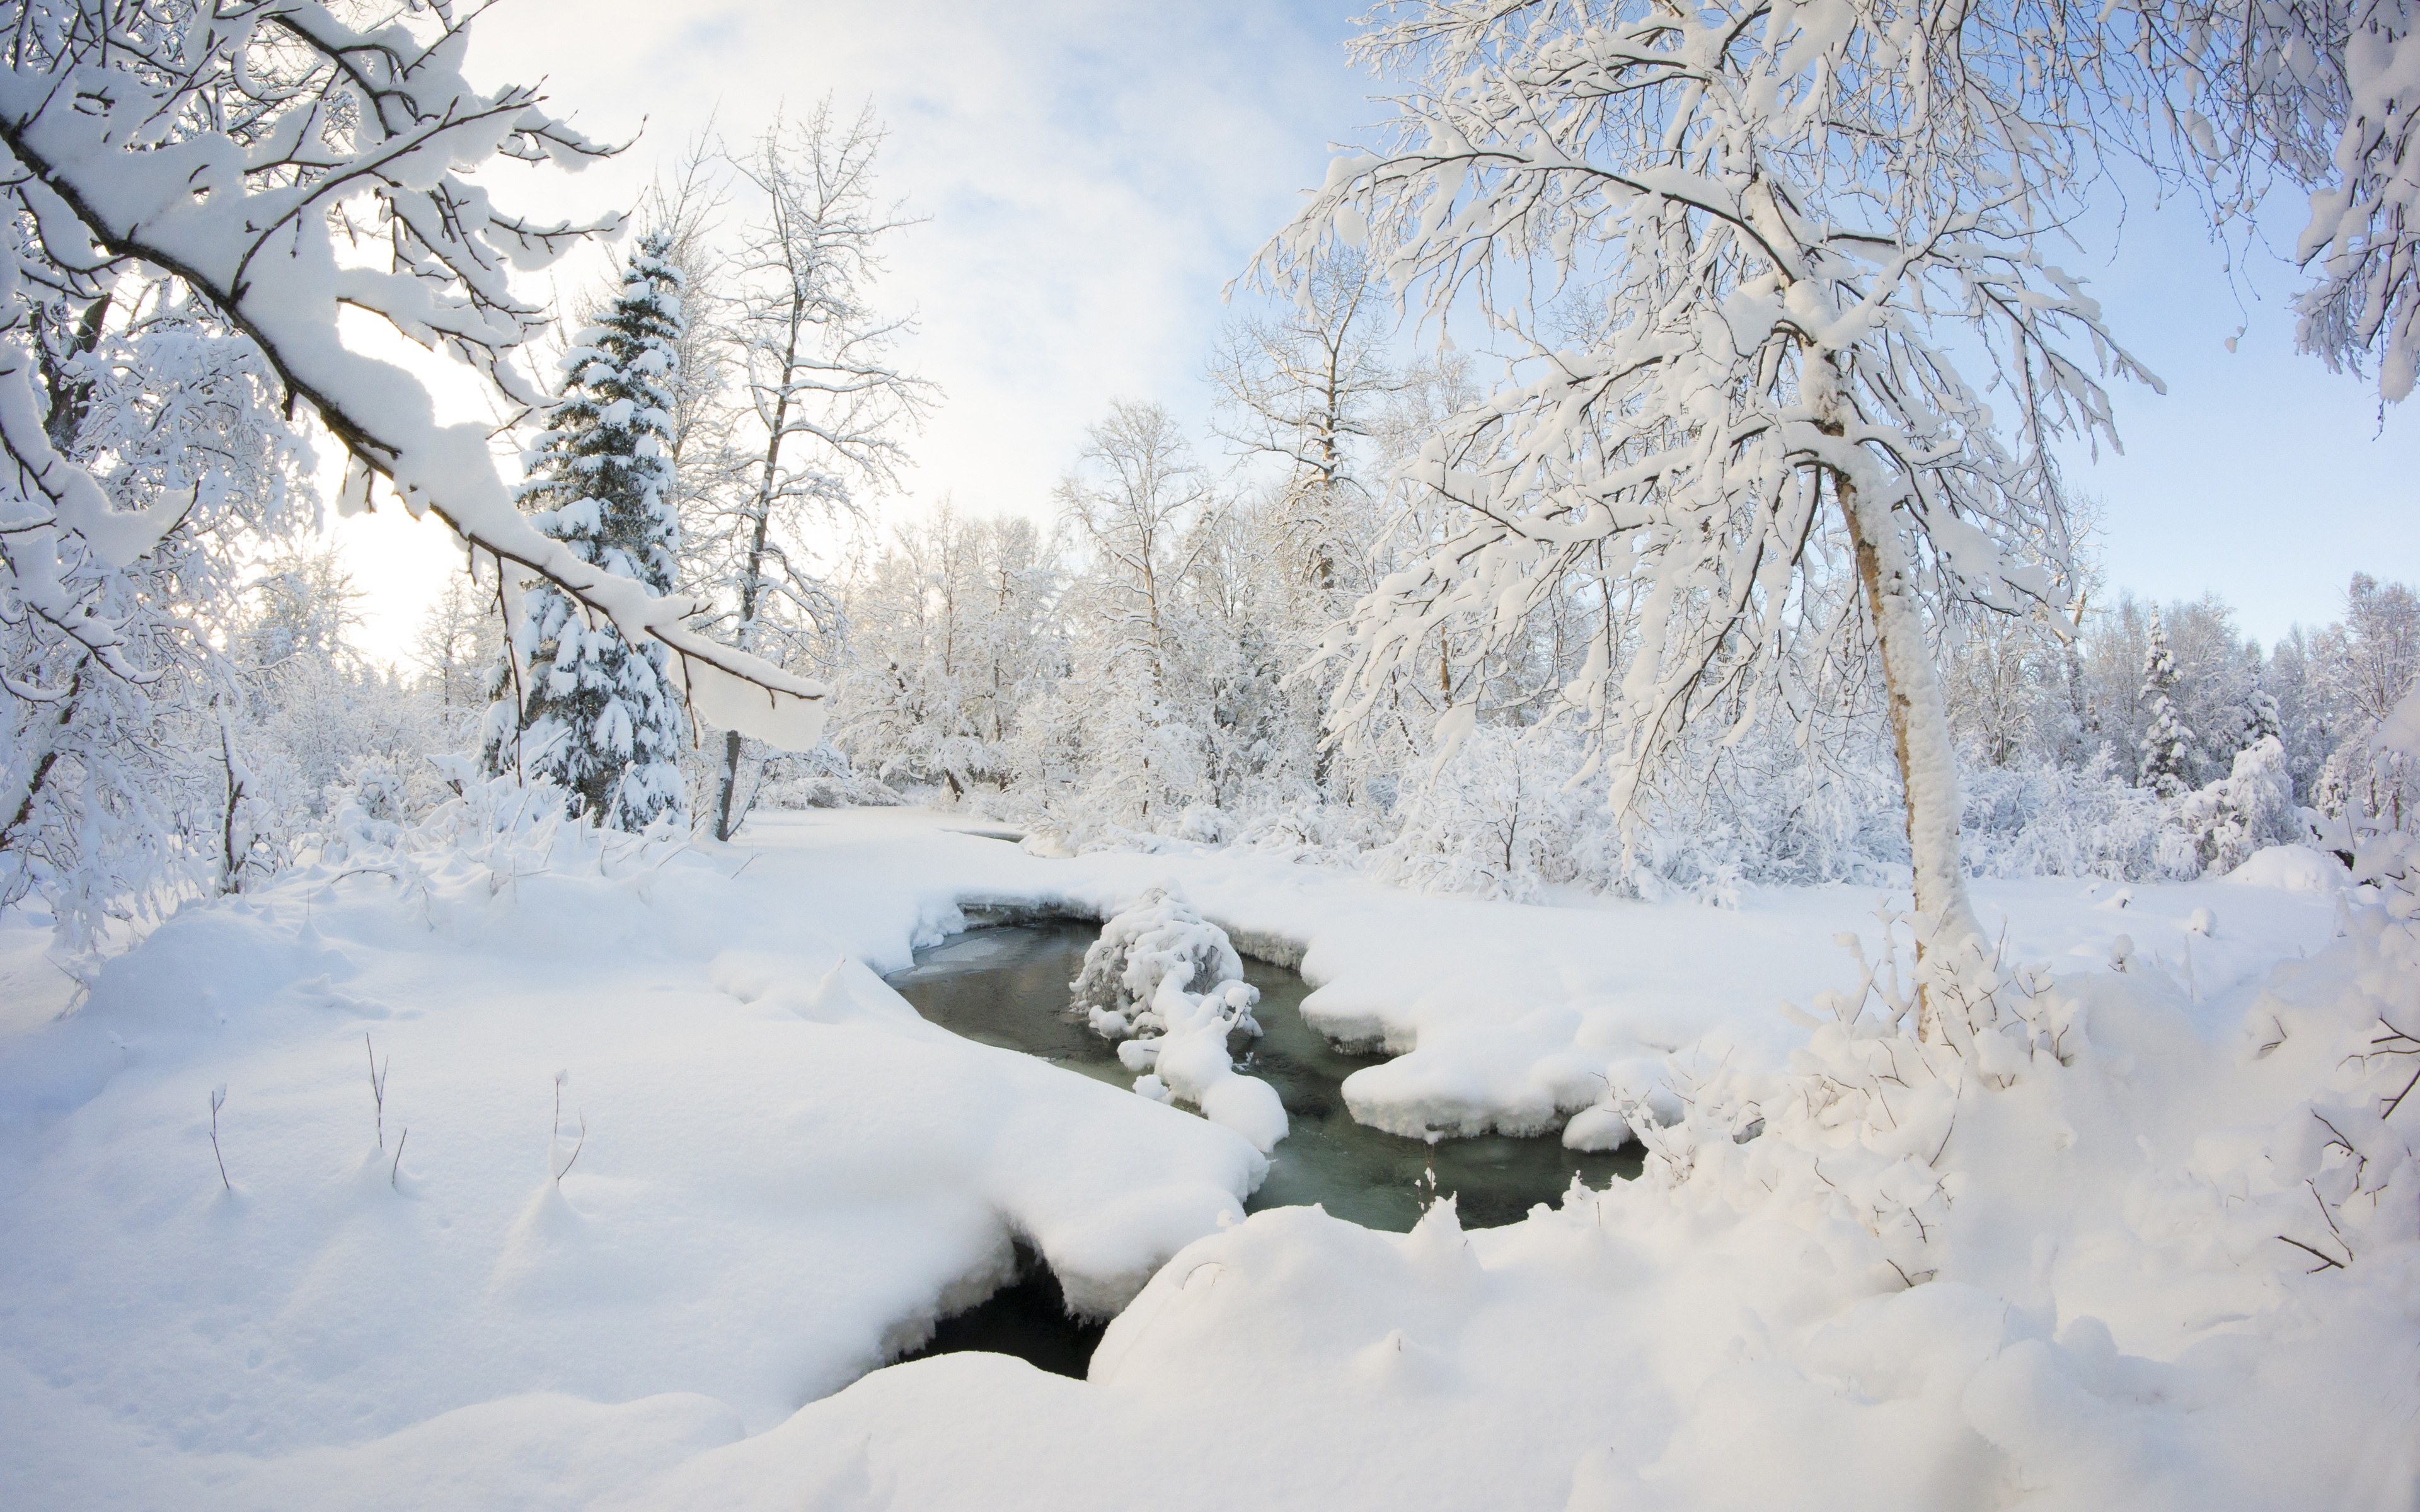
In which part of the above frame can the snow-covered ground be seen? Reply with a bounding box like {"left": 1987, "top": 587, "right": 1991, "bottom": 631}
{"left": 0, "top": 809, "right": 2408, "bottom": 1509}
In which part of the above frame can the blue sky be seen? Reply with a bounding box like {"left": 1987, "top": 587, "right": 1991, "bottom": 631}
{"left": 333, "top": 0, "right": 2412, "bottom": 658}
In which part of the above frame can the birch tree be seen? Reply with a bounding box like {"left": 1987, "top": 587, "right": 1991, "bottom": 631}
{"left": 694, "top": 101, "right": 936, "bottom": 840}
{"left": 1260, "top": 0, "right": 2172, "bottom": 1016}
{"left": 1208, "top": 250, "right": 1403, "bottom": 595}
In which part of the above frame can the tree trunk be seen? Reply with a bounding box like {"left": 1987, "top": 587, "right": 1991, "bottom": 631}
{"left": 714, "top": 726, "right": 746, "bottom": 842}
{"left": 0, "top": 662, "right": 85, "bottom": 853}
{"left": 1836, "top": 467, "right": 1984, "bottom": 1034}
{"left": 716, "top": 410, "right": 786, "bottom": 842}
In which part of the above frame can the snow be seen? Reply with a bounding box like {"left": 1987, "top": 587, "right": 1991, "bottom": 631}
{"left": 0, "top": 806, "right": 2397, "bottom": 1508}
{"left": 2224, "top": 842, "right": 2354, "bottom": 893}
{"left": 1073, "top": 886, "right": 1289, "bottom": 1152}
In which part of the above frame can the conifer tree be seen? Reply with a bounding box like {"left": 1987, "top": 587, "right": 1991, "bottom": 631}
{"left": 2244, "top": 685, "right": 2285, "bottom": 748}
{"left": 483, "top": 232, "right": 691, "bottom": 831}
{"left": 2138, "top": 609, "right": 2197, "bottom": 801}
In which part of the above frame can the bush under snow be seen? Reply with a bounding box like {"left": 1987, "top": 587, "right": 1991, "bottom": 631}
{"left": 1073, "top": 886, "right": 1288, "bottom": 1152}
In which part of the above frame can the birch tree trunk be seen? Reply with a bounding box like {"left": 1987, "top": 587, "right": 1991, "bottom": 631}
{"left": 1837, "top": 467, "right": 1986, "bottom": 1034}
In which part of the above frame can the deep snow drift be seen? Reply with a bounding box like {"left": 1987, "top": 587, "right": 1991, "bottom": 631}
{"left": 0, "top": 806, "right": 2409, "bottom": 1510}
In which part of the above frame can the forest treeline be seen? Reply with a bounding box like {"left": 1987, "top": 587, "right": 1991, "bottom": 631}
{"left": 6, "top": 1, "right": 2417, "bottom": 956}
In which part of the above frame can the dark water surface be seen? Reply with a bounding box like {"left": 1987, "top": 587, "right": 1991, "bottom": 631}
{"left": 879, "top": 920, "right": 1642, "bottom": 1378}
{"left": 884, "top": 921, "right": 1642, "bottom": 1232}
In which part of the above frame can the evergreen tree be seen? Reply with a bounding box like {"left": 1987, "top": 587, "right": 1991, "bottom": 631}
{"left": 483, "top": 232, "right": 691, "bottom": 831}
{"left": 2243, "top": 685, "right": 2285, "bottom": 747}
{"left": 2138, "top": 608, "right": 2198, "bottom": 801}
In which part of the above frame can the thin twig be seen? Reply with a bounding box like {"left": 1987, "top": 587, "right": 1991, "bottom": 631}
{"left": 365, "top": 1031, "right": 387, "bottom": 1150}
{"left": 2277, "top": 1235, "right": 2347, "bottom": 1272}
{"left": 555, "top": 1111, "right": 586, "bottom": 1185}
{"left": 2384, "top": 1062, "right": 2420, "bottom": 1121}
{"left": 390, "top": 1127, "right": 408, "bottom": 1189}
{"left": 209, "top": 1086, "right": 230, "bottom": 1192}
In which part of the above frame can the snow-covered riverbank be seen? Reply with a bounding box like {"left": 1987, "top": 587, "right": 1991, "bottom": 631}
{"left": 0, "top": 808, "right": 2406, "bottom": 1509}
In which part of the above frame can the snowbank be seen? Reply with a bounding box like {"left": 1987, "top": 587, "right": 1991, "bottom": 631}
{"left": 0, "top": 807, "right": 2385, "bottom": 1508}
{"left": 602, "top": 844, "right": 2419, "bottom": 1511}
{"left": 0, "top": 821, "right": 1265, "bottom": 1506}
{"left": 2223, "top": 842, "right": 2352, "bottom": 893}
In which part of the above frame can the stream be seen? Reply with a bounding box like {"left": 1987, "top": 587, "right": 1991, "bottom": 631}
{"left": 880, "top": 919, "right": 1642, "bottom": 1378}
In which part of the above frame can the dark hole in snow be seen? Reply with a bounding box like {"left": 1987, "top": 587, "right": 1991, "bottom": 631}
{"left": 890, "top": 1242, "right": 1103, "bottom": 1380}
{"left": 887, "top": 921, "right": 1644, "bottom": 1234}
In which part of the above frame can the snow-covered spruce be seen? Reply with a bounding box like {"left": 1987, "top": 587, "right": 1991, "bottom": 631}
{"left": 483, "top": 232, "right": 691, "bottom": 832}
{"left": 1073, "top": 886, "right": 1288, "bottom": 1152}
{"left": 2139, "top": 607, "right": 2199, "bottom": 802}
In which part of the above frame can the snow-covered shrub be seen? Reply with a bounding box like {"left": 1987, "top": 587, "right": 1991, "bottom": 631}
{"left": 2187, "top": 692, "right": 2420, "bottom": 1279}
{"left": 2227, "top": 897, "right": 2420, "bottom": 1276}
{"left": 2174, "top": 735, "right": 2300, "bottom": 876}
{"left": 1959, "top": 748, "right": 2186, "bottom": 881}
{"left": 1574, "top": 906, "right": 2085, "bottom": 1286}
{"left": 753, "top": 743, "right": 908, "bottom": 811}
{"left": 1072, "top": 886, "right": 1286, "bottom": 1152}
{"left": 1071, "top": 886, "right": 1247, "bottom": 1036}
{"left": 1620, "top": 738, "right": 1904, "bottom": 900}
{"left": 1232, "top": 800, "right": 1394, "bottom": 869}
{"left": 1177, "top": 805, "right": 1233, "bottom": 845}
{"left": 312, "top": 756, "right": 448, "bottom": 867}
{"left": 2311, "top": 714, "right": 2417, "bottom": 859}
{"left": 1376, "top": 725, "right": 1591, "bottom": 903}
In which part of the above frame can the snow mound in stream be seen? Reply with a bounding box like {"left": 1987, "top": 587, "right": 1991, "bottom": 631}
{"left": 1075, "top": 887, "right": 1289, "bottom": 1153}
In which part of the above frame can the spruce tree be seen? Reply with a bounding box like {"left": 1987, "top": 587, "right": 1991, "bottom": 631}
{"left": 2243, "top": 685, "right": 2285, "bottom": 747}
{"left": 482, "top": 231, "right": 691, "bottom": 831}
{"left": 2138, "top": 607, "right": 2198, "bottom": 800}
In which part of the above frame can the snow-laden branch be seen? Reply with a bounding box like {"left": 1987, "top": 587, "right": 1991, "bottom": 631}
{"left": 1257, "top": 0, "right": 2190, "bottom": 984}
{"left": 0, "top": 0, "right": 827, "bottom": 749}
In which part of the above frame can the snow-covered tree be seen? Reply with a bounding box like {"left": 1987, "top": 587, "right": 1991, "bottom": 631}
{"left": 2150, "top": 0, "right": 2420, "bottom": 401}
{"left": 2175, "top": 735, "right": 2299, "bottom": 875}
{"left": 2243, "top": 684, "right": 2286, "bottom": 748}
{"left": 2, "top": 272, "right": 306, "bottom": 948}
{"left": 1262, "top": 0, "right": 2168, "bottom": 1011}
{"left": 2138, "top": 609, "right": 2199, "bottom": 800}
{"left": 1207, "top": 250, "right": 1402, "bottom": 599}
{"left": 413, "top": 568, "right": 505, "bottom": 723}
{"left": 1049, "top": 402, "right": 1221, "bottom": 834}
{"left": 833, "top": 502, "right": 1061, "bottom": 798}
{"left": 693, "top": 102, "right": 936, "bottom": 840}
{"left": 1377, "top": 724, "right": 1593, "bottom": 903}
{"left": 0, "top": 0, "right": 830, "bottom": 769}
{"left": 483, "top": 233, "right": 690, "bottom": 832}
{"left": 2319, "top": 572, "right": 2420, "bottom": 723}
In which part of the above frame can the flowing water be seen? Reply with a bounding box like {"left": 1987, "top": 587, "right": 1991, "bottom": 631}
{"left": 882, "top": 919, "right": 1642, "bottom": 1375}
{"left": 885, "top": 920, "right": 1643, "bottom": 1232}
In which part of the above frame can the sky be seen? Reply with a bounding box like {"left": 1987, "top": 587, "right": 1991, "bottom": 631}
{"left": 330, "top": 0, "right": 2414, "bottom": 663}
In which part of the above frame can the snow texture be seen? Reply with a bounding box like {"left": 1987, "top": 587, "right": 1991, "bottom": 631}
{"left": 0, "top": 803, "right": 2405, "bottom": 1509}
